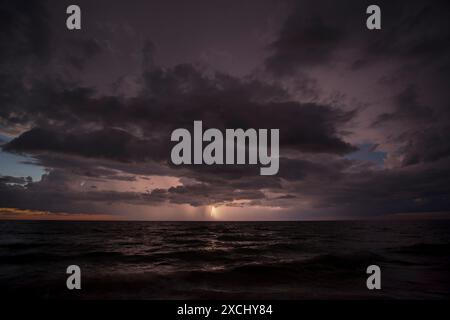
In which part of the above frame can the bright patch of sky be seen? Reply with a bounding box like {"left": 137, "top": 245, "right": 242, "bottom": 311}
{"left": 345, "top": 143, "right": 386, "bottom": 166}
{"left": 0, "top": 134, "right": 45, "bottom": 182}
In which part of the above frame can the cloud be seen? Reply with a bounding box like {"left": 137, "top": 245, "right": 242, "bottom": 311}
{"left": 3, "top": 62, "right": 357, "bottom": 159}
{"left": 0, "top": 175, "right": 32, "bottom": 185}
{"left": 4, "top": 127, "right": 168, "bottom": 162}
{"left": 0, "top": 0, "right": 51, "bottom": 64}
{"left": 1, "top": 0, "right": 450, "bottom": 219}
{"left": 265, "top": 9, "right": 344, "bottom": 76}
{"left": 373, "top": 84, "right": 450, "bottom": 167}
{"left": 265, "top": 0, "right": 450, "bottom": 75}
{"left": 374, "top": 85, "right": 434, "bottom": 125}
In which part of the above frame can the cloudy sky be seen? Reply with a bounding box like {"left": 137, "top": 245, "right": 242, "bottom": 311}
{"left": 1, "top": 0, "right": 449, "bottom": 220}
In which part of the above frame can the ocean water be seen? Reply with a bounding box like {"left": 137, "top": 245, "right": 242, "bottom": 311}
{"left": 0, "top": 220, "right": 449, "bottom": 299}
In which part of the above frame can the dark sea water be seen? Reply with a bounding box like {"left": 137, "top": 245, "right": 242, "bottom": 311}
{"left": 0, "top": 220, "right": 449, "bottom": 299}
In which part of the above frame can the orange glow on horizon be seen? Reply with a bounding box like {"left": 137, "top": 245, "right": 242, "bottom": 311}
{"left": 0, "top": 207, "right": 123, "bottom": 221}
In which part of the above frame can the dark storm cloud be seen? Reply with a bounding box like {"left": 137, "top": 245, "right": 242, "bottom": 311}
{"left": 396, "top": 125, "right": 450, "bottom": 166}
{"left": 265, "top": 0, "right": 450, "bottom": 177}
{"left": 265, "top": 0, "right": 361, "bottom": 76}
{"left": 65, "top": 38, "right": 103, "bottom": 70}
{"left": 362, "top": 1, "right": 450, "bottom": 64}
{"left": 265, "top": 0, "right": 450, "bottom": 75}
{"left": 4, "top": 62, "right": 356, "bottom": 158}
{"left": 0, "top": 0, "right": 51, "bottom": 63}
{"left": 2, "top": 0, "right": 356, "bottom": 163}
{"left": 372, "top": 85, "right": 450, "bottom": 166}
{"left": 0, "top": 0, "right": 107, "bottom": 133}
{"left": 293, "top": 158, "right": 450, "bottom": 216}
{"left": 373, "top": 85, "right": 450, "bottom": 167}
{"left": 265, "top": 10, "right": 344, "bottom": 76}
{"left": 374, "top": 85, "right": 434, "bottom": 125}
{"left": 0, "top": 168, "right": 269, "bottom": 211}
{"left": 4, "top": 127, "right": 168, "bottom": 162}
{"left": 0, "top": 175, "right": 32, "bottom": 185}
{"left": 2, "top": 151, "right": 449, "bottom": 215}
{"left": 1, "top": 0, "right": 450, "bottom": 218}
{"left": 0, "top": 0, "right": 50, "bottom": 130}
{"left": 0, "top": 174, "right": 146, "bottom": 214}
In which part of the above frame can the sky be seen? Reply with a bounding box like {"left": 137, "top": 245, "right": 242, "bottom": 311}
{"left": 0, "top": 0, "right": 450, "bottom": 221}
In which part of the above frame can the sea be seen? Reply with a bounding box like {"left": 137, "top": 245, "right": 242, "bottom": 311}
{"left": 0, "top": 220, "right": 449, "bottom": 299}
